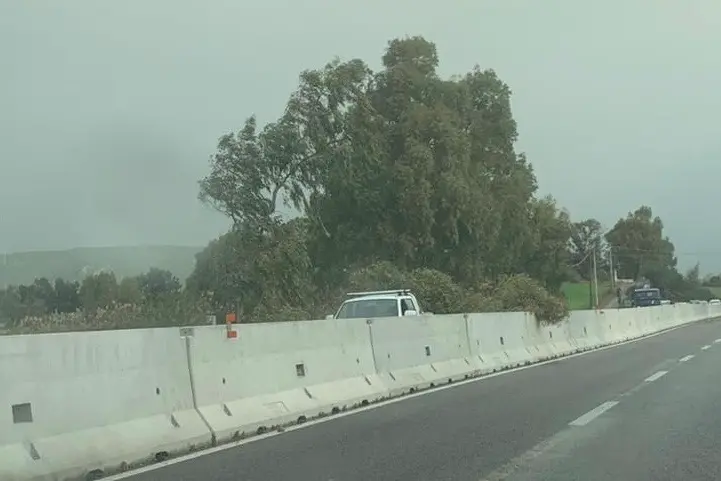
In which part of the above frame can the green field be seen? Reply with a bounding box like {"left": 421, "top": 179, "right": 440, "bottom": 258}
{"left": 562, "top": 281, "right": 614, "bottom": 310}
{"left": 0, "top": 245, "right": 203, "bottom": 286}
{"left": 705, "top": 286, "right": 721, "bottom": 298}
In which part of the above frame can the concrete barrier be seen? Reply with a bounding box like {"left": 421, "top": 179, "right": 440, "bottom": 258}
{"left": 368, "top": 314, "right": 473, "bottom": 394}
{"left": 467, "top": 311, "right": 534, "bottom": 369}
{"left": 187, "top": 319, "right": 384, "bottom": 445}
{"left": 2, "top": 304, "right": 719, "bottom": 480}
{"left": 0, "top": 329, "right": 212, "bottom": 481}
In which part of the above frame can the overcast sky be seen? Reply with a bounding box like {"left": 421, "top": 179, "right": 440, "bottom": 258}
{"left": 2, "top": 1, "right": 720, "bottom": 271}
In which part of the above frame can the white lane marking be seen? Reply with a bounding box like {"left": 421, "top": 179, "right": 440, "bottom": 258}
{"left": 702, "top": 345, "right": 711, "bottom": 350}
{"left": 714, "top": 338, "right": 721, "bottom": 344}
{"left": 569, "top": 401, "right": 619, "bottom": 427}
{"left": 479, "top": 428, "right": 574, "bottom": 481}
{"left": 680, "top": 354, "right": 695, "bottom": 362}
{"left": 102, "top": 323, "right": 694, "bottom": 481}
{"left": 644, "top": 370, "right": 668, "bottom": 382}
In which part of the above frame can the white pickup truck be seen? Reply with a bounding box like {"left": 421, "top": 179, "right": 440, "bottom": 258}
{"left": 326, "top": 289, "right": 424, "bottom": 320}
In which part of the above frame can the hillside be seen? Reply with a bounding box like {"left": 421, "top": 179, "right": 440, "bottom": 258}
{"left": 0, "top": 245, "right": 203, "bottom": 286}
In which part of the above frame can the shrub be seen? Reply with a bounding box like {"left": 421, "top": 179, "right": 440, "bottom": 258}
{"left": 489, "top": 274, "right": 569, "bottom": 323}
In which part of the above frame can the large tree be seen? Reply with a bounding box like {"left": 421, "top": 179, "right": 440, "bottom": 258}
{"left": 53, "top": 278, "right": 81, "bottom": 313}
{"left": 136, "top": 268, "right": 181, "bottom": 301}
{"left": 569, "top": 218, "right": 604, "bottom": 280}
{"left": 307, "top": 37, "right": 558, "bottom": 286}
{"left": 196, "top": 35, "right": 572, "bottom": 316}
{"left": 186, "top": 218, "right": 316, "bottom": 321}
{"left": 519, "top": 197, "right": 572, "bottom": 292}
{"left": 605, "top": 206, "right": 676, "bottom": 280}
{"left": 79, "top": 271, "right": 118, "bottom": 311}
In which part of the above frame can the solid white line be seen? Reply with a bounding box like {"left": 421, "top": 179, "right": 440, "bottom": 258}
{"left": 679, "top": 354, "right": 695, "bottom": 362}
{"left": 569, "top": 401, "right": 619, "bottom": 427}
{"left": 702, "top": 345, "right": 711, "bottom": 351}
{"left": 644, "top": 370, "right": 668, "bottom": 382}
{"left": 102, "top": 323, "right": 692, "bottom": 480}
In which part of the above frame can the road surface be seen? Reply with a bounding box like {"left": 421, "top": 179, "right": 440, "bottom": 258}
{"left": 118, "top": 317, "right": 721, "bottom": 481}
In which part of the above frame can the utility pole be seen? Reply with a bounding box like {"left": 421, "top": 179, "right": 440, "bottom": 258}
{"left": 608, "top": 246, "right": 615, "bottom": 288}
{"left": 588, "top": 250, "right": 594, "bottom": 309}
{"left": 592, "top": 246, "right": 600, "bottom": 309}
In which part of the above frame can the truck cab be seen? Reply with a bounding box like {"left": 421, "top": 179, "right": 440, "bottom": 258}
{"left": 328, "top": 289, "right": 423, "bottom": 320}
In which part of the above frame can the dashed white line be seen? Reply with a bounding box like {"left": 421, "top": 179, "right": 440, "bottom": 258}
{"left": 702, "top": 345, "right": 711, "bottom": 351}
{"left": 679, "top": 354, "right": 695, "bottom": 362}
{"left": 569, "top": 401, "right": 619, "bottom": 427}
{"left": 714, "top": 339, "right": 721, "bottom": 344}
{"left": 644, "top": 370, "right": 668, "bottom": 382}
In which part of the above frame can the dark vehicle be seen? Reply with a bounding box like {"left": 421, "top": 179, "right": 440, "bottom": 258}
{"left": 631, "top": 287, "right": 662, "bottom": 307}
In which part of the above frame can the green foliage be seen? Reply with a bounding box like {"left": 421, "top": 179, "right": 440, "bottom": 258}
{"left": 405, "top": 268, "right": 466, "bottom": 315}
{"left": 53, "top": 278, "right": 81, "bottom": 313}
{"left": 642, "top": 264, "right": 715, "bottom": 302}
{"left": 569, "top": 218, "right": 604, "bottom": 280}
{"left": 340, "top": 262, "right": 568, "bottom": 323}
{"left": 479, "top": 275, "right": 569, "bottom": 323}
{"left": 136, "top": 268, "right": 181, "bottom": 300}
{"left": 186, "top": 219, "right": 317, "bottom": 322}
{"left": 80, "top": 271, "right": 119, "bottom": 311}
{"left": 118, "top": 277, "right": 142, "bottom": 304}
{"left": 18, "top": 278, "right": 54, "bottom": 316}
{"left": 520, "top": 197, "right": 573, "bottom": 293}
{"left": 606, "top": 206, "right": 676, "bottom": 280}
{"left": 345, "top": 262, "right": 465, "bottom": 315}
{"left": 8, "top": 295, "right": 212, "bottom": 334}
{"left": 685, "top": 263, "right": 701, "bottom": 287}
{"left": 346, "top": 261, "right": 409, "bottom": 293}
{"left": 0, "top": 266, "right": 209, "bottom": 332}
{"left": 605, "top": 206, "right": 709, "bottom": 302}
{"left": 193, "top": 35, "right": 574, "bottom": 324}
{"left": 0, "top": 287, "right": 25, "bottom": 323}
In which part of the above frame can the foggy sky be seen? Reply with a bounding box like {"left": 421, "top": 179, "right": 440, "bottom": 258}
{"left": 2, "top": 1, "right": 721, "bottom": 271}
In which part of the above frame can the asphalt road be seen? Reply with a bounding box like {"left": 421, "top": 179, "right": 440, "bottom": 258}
{"left": 119, "top": 317, "right": 721, "bottom": 481}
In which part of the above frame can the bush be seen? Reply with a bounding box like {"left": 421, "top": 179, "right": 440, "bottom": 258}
{"left": 489, "top": 275, "right": 569, "bottom": 323}
{"left": 343, "top": 262, "right": 568, "bottom": 323}
{"left": 8, "top": 293, "right": 213, "bottom": 334}
{"left": 407, "top": 268, "right": 465, "bottom": 314}
{"left": 252, "top": 296, "right": 313, "bottom": 323}
{"left": 347, "top": 261, "right": 409, "bottom": 293}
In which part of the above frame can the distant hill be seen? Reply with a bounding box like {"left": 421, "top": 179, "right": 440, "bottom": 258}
{"left": 0, "top": 245, "right": 203, "bottom": 286}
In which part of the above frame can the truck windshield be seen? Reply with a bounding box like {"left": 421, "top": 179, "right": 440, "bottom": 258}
{"left": 632, "top": 288, "right": 661, "bottom": 306}
{"left": 633, "top": 288, "right": 660, "bottom": 300}
{"left": 336, "top": 298, "right": 397, "bottom": 319}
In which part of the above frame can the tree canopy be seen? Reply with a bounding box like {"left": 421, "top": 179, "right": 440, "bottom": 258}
{"left": 604, "top": 206, "right": 713, "bottom": 301}
{"left": 194, "top": 36, "right": 576, "bottom": 322}
{"left": 0, "top": 267, "right": 207, "bottom": 333}
{"left": 605, "top": 206, "right": 676, "bottom": 280}
{"left": 569, "top": 218, "right": 604, "bottom": 280}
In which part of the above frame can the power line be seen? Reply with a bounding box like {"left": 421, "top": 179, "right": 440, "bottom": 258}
{"left": 570, "top": 249, "right": 593, "bottom": 268}
{"left": 607, "top": 245, "right": 721, "bottom": 257}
